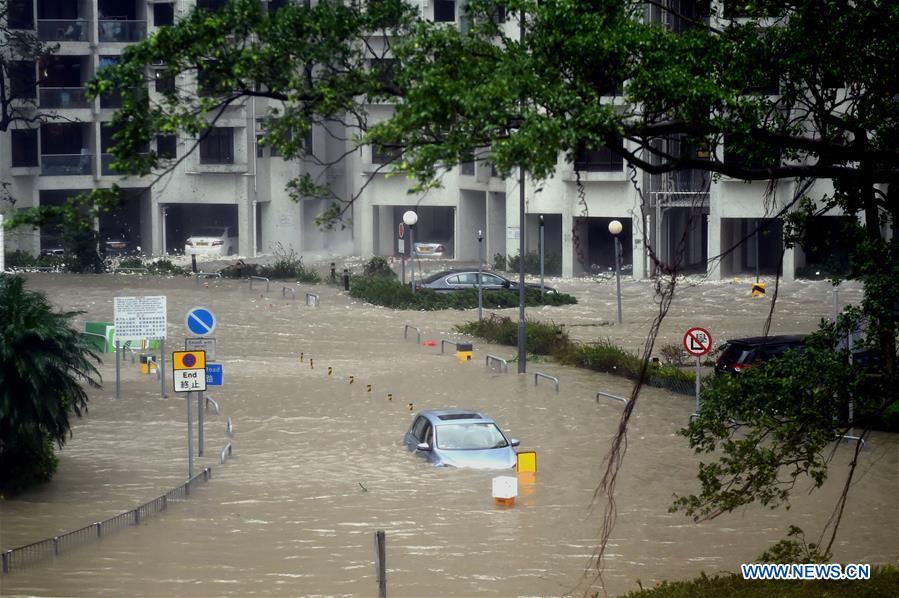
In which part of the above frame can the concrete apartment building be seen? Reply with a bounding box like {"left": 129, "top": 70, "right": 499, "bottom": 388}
{"left": 1, "top": 1, "right": 854, "bottom": 279}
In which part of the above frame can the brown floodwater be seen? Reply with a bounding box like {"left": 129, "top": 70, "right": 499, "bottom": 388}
{"left": 0, "top": 273, "right": 896, "bottom": 596}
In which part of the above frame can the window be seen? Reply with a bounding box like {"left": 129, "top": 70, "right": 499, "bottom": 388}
{"left": 723, "top": 142, "right": 780, "bottom": 173}
{"left": 199, "top": 127, "right": 234, "bottom": 164}
{"left": 8, "top": 0, "right": 34, "bottom": 29}
{"left": 371, "top": 58, "right": 398, "bottom": 90}
{"left": 153, "top": 3, "right": 175, "bottom": 26}
{"left": 156, "top": 135, "right": 177, "bottom": 159}
{"left": 490, "top": 3, "right": 506, "bottom": 24}
{"left": 456, "top": 273, "right": 478, "bottom": 285}
{"left": 411, "top": 417, "right": 430, "bottom": 442}
{"left": 268, "top": 0, "right": 290, "bottom": 12}
{"left": 574, "top": 141, "right": 624, "bottom": 172}
{"left": 154, "top": 69, "right": 175, "bottom": 93}
{"left": 371, "top": 143, "right": 402, "bottom": 165}
{"left": 196, "top": 0, "right": 228, "bottom": 11}
{"left": 434, "top": 0, "right": 455, "bottom": 22}
{"left": 11, "top": 129, "right": 39, "bottom": 167}
{"left": 481, "top": 273, "right": 505, "bottom": 286}
{"left": 10, "top": 61, "right": 37, "bottom": 99}
{"left": 460, "top": 150, "right": 475, "bottom": 175}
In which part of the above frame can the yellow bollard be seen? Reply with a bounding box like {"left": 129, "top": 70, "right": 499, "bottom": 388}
{"left": 300, "top": 352, "right": 304, "bottom": 362}
{"left": 456, "top": 342, "right": 473, "bottom": 363}
{"left": 387, "top": 393, "right": 393, "bottom": 401}
{"left": 310, "top": 359, "right": 314, "bottom": 369}
{"left": 366, "top": 384, "right": 372, "bottom": 393}
{"left": 408, "top": 402, "right": 414, "bottom": 411}
{"left": 348, "top": 375, "right": 354, "bottom": 384}
{"left": 327, "top": 366, "right": 333, "bottom": 376}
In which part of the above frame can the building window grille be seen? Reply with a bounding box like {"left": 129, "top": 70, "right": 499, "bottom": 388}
{"left": 434, "top": 0, "right": 455, "bottom": 22}
{"left": 574, "top": 141, "right": 624, "bottom": 172}
{"left": 157, "top": 135, "right": 177, "bottom": 159}
{"left": 199, "top": 127, "right": 234, "bottom": 164}
{"left": 11, "top": 129, "right": 39, "bottom": 167}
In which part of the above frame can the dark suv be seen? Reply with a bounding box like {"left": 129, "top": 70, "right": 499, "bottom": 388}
{"left": 714, "top": 335, "right": 806, "bottom": 375}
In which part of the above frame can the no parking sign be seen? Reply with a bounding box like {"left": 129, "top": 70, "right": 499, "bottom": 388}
{"left": 683, "top": 327, "right": 712, "bottom": 357}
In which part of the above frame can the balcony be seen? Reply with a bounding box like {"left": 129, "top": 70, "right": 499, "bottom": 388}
{"left": 37, "top": 19, "right": 89, "bottom": 42}
{"left": 39, "top": 87, "right": 90, "bottom": 109}
{"left": 99, "top": 19, "right": 147, "bottom": 43}
{"left": 41, "top": 154, "right": 94, "bottom": 176}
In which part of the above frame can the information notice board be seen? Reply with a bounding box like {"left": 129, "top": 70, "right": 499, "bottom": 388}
{"left": 114, "top": 296, "right": 167, "bottom": 341}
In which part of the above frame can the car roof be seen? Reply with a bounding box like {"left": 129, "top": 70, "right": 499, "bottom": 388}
{"left": 417, "top": 409, "right": 495, "bottom": 425}
{"left": 723, "top": 334, "right": 807, "bottom": 346}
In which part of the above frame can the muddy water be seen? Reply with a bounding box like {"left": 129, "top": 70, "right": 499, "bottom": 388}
{"left": 1, "top": 274, "right": 896, "bottom": 597}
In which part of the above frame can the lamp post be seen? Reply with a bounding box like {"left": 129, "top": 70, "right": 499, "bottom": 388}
{"left": 478, "top": 229, "right": 484, "bottom": 322}
{"left": 403, "top": 210, "right": 418, "bottom": 293}
{"left": 608, "top": 219, "right": 623, "bottom": 324}
{"left": 539, "top": 214, "right": 545, "bottom": 300}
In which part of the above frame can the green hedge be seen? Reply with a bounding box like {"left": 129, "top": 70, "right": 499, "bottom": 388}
{"left": 456, "top": 315, "right": 694, "bottom": 393}
{"left": 349, "top": 277, "right": 577, "bottom": 310}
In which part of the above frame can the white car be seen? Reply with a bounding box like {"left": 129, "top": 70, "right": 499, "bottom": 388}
{"left": 184, "top": 227, "right": 237, "bottom": 256}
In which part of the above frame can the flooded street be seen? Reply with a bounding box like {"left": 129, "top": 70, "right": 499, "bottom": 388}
{"left": 1, "top": 273, "right": 896, "bottom": 596}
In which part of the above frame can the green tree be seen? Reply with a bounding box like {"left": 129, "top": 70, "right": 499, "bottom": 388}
{"left": 0, "top": 275, "right": 102, "bottom": 494}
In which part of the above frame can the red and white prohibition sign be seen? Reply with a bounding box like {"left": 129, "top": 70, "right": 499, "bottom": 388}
{"left": 683, "top": 327, "right": 713, "bottom": 357}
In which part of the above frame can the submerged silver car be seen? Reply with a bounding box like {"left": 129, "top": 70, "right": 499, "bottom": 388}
{"left": 404, "top": 409, "right": 520, "bottom": 469}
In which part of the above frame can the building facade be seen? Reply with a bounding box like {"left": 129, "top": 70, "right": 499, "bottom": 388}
{"left": 0, "top": 1, "right": 861, "bottom": 279}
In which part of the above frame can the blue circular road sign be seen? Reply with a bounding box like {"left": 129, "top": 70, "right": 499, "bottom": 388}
{"left": 185, "top": 306, "right": 216, "bottom": 336}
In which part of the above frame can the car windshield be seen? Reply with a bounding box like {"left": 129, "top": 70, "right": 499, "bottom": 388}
{"left": 193, "top": 227, "right": 227, "bottom": 237}
{"left": 718, "top": 343, "right": 754, "bottom": 365}
{"left": 436, "top": 423, "right": 508, "bottom": 450}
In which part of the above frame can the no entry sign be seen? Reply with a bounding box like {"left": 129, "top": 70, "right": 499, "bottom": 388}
{"left": 683, "top": 327, "right": 713, "bottom": 357}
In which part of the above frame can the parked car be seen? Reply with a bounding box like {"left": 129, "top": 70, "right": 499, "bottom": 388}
{"left": 418, "top": 269, "right": 557, "bottom": 294}
{"left": 404, "top": 409, "right": 520, "bottom": 469}
{"left": 714, "top": 335, "right": 806, "bottom": 375}
{"left": 413, "top": 238, "right": 453, "bottom": 258}
{"left": 103, "top": 234, "right": 134, "bottom": 257}
{"left": 184, "top": 226, "right": 237, "bottom": 257}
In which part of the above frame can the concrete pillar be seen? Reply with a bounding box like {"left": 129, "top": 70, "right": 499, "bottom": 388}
{"left": 707, "top": 188, "right": 723, "bottom": 280}
{"left": 237, "top": 198, "right": 251, "bottom": 256}
{"left": 561, "top": 204, "right": 574, "bottom": 278}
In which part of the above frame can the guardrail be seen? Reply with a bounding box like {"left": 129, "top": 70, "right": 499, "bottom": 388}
{"left": 281, "top": 287, "right": 295, "bottom": 299}
{"left": 205, "top": 396, "right": 220, "bottom": 414}
{"left": 403, "top": 324, "right": 421, "bottom": 344}
{"left": 440, "top": 339, "right": 458, "bottom": 354}
{"left": 249, "top": 276, "right": 270, "bottom": 292}
{"left": 113, "top": 267, "right": 149, "bottom": 275}
{"left": 220, "top": 443, "right": 233, "bottom": 464}
{"left": 1, "top": 468, "right": 212, "bottom": 574}
{"left": 486, "top": 354, "right": 508, "bottom": 373}
{"left": 534, "top": 372, "right": 560, "bottom": 392}
{"left": 305, "top": 292, "right": 319, "bottom": 307}
{"left": 596, "top": 391, "right": 628, "bottom": 405}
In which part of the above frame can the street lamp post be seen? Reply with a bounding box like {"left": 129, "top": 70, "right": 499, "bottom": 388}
{"left": 478, "top": 229, "right": 484, "bottom": 322}
{"left": 539, "top": 214, "right": 545, "bottom": 300}
{"left": 403, "top": 210, "right": 418, "bottom": 294}
{"left": 609, "top": 219, "right": 623, "bottom": 324}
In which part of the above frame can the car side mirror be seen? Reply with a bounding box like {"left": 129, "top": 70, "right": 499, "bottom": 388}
{"left": 510, "top": 438, "right": 520, "bottom": 447}
{"left": 503, "top": 280, "right": 511, "bottom": 288}
{"left": 416, "top": 442, "right": 431, "bottom": 452}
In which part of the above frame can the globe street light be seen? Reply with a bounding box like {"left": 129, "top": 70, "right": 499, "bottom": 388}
{"left": 608, "top": 219, "right": 623, "bottom": 324}
{"left": 403, "top": 210, "right": 419, "bottom": 294}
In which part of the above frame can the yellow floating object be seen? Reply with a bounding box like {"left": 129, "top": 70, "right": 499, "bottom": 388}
{"left": 327, "top": 367, "right": 333, "bottom": 376}
{"left": 516, "top": 451, "right": 537, "bottom": 473}
{"left": 387, "top": 393, "right": 393, "bottom": 401}
{"left": 408, "top": 402, "right": 414, "bottom": 411}
{"left": 752, "top": 282, "right": 767, "bottom": 297}
{"left": 310, "top": 359, "right": 314, "bottom": 369}
{"left": 492, "top": 475, "right": 518, "bottom": 507}
{"left": 348, "top": 375, "right": 354, "bottom": 384}
{"left": 456, "top": 342, "right": 473, "bottom": 363}
{"left": 366, "top": 384, "right": 372, "bottom": 392}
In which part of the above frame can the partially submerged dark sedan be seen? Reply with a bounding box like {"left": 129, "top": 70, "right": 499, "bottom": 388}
{"left": 404, "top": 409, "right": 520, "bottom": 469}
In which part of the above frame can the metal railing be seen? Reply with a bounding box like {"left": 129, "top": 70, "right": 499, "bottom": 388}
{"left": 440, "top": 339, "right": 458, "bottom": 354}
{"left": 227, "top": 417, "right": 234, "bottom": 437}
{"left": 249, "top": 276, "right": 270, "bottom": 292}
{"left": 486, "top": 354, "right": 508, "bottom": 373}
{"left": 41, "top": 154, "right": 93, "bottom": 176}
{"left": 220, "top": 443, "right": 233, "bottom": 464}
{"left": 596, "top": 391, "right": 628, "bottom": 405}
{"left": 37, "top": 19, "right": 88, "bottom": 42}
{"left": 305, "top": 292, "right": 319, "bottom": 307}
{"left": 281, "top": 287, "right": 295, "bottom": 299}
{"left": 2, "top": 468, "right": 212, "bottom": 574}
{"left": 403, "top": 324, "right": 421, "bottom": 344}
{"left": 196, "top": 272, "right": 222, "bottom": 286}
{"left": 534, "top": 372, "right": 560, "bottom": 392}
{"left": 99, "top": 19, "right": 147, "bottom": 43}
{"left": 39, "top": 87, "right": 90, "bottom": 109}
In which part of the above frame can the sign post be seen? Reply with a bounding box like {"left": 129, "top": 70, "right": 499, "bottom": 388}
{"left": 683, "top": 327, "right": 713, "bottom": 416}
{"left": 399, "top": 222, "right": 406, "bottom": 285}
{"left": 173, "top": 350, "right": 206, "bottom": 479}
{"left": 114, "top": 296, "right": 167, "bottom": 399}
